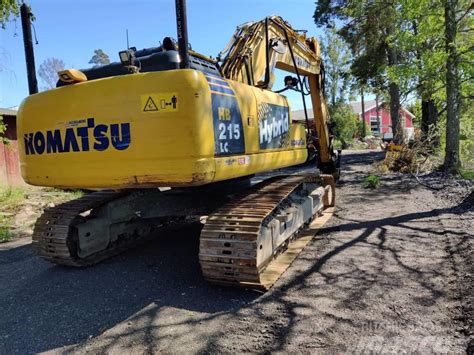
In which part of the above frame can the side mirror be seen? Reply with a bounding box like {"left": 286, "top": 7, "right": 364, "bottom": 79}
{"left": 284, "top": 76, "right": 298, "bottom": 87}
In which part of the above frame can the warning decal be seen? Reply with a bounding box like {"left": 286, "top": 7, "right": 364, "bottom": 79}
{"left": 141, "top": 92, "right": 179, "bottom": 113}
{"left": 143, "top": 97, "right": 158, "bottom": 112}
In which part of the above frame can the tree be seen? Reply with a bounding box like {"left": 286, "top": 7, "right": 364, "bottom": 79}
{"left": 321, "top": 26, "right": 352, "bottom": 108}
{"left": 331, "top": 103, "right": 358, "bottom": 148}
{"left": 316, "top": 0, "right": 472, "bottom": 170}
{"left": 1, "top": 1, "right": 21, "bottom": 73}
{"left": 387, "top": 0, "right": 444, "bottom": 147}
{"left": 88, "top": 49, "right": 110, "bottom": 67}
{"left": 0, "top": 0, "right": 19, "bottom": 29}
{"left": 38, "top": 58, "right": 65, "bottom": 90}
{"left": 380, "top": 0, "right": 471, "bottom": 166}
{"left": 314, "top": 0, "right": 405, "bottom": 143}
{"left": 443, "top": 0, "right": 460, "bottom": 171}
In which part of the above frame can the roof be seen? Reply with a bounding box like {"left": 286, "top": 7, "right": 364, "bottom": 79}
{"left": 291, "top": 109, "right": 314, "bottom": 120}
{"left": 0, "top": 108, "right": 17, "bottom": 116}
{"left": 349, "top": 100, "right": 376, "bottom": 115}
{"left": 348, "top": 100, "right": 415, "bottom": 118}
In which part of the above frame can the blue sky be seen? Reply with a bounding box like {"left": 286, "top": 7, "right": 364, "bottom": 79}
{"left": 1, "top": 0, "right": 327, "bottom": 109}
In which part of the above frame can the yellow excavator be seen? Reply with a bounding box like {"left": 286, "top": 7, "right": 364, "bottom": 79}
{"left": 17, "top": 1, "right": 339, "bottom": 289}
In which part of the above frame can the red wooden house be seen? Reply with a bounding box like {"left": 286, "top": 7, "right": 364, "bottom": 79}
{"left": 291, "top": 100, "right": 414, "bottom": 141}
{"left": 0, "top": 108, "right": 26, "bottom": 187}
{"left": 349, "top": 100, "right": 415, "bottom": 140}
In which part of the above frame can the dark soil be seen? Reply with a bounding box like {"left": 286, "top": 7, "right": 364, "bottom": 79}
{"left": 0, "top": 150, "right": 471, "bottom": 354}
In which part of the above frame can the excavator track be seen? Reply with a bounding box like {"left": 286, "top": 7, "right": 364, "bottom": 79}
{"left": 199, "top": 174, "right": 335, "bottom": 290}
{"left": 32, "top": 190, "right": 176, "bottom": 267}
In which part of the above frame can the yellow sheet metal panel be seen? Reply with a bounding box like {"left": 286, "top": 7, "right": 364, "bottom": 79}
{"left": 213, "top": 122, "right": 307, "bottom": 182}
{"left": 213, "top": 149, "right": 307, "bottom": 182}
{"left": 18, "top": 70, "right": 216, "bottom": 188}
{"left": 17, "top": 69, "right": 307, "bottom": 189}
{"left": 206, "top": 77, "right": 307, "bottom": 182}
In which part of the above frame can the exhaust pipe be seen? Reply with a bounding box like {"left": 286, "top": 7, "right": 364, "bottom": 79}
{"left": 175, "top": 0, "right": 190, "bottom": 69}
{"left": 20, "top": 3, "right": 38, "bottom": 95}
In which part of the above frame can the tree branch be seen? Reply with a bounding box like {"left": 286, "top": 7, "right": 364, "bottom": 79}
{"left": 456, "top": 45, "right": 474, "bottom": 57}
{"left": 456, "top": 3, "right": 474, "bottom": 25}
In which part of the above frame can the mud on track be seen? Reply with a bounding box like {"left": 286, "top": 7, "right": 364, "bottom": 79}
{"left": 0, "top": 150, "right": 472, "bottom": 353}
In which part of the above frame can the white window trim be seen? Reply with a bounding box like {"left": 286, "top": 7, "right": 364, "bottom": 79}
{"left": 369, "top": 116, "right": 380, "bottom": 133}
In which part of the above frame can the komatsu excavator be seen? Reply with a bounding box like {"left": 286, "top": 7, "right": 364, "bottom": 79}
{"left": 17, "top": 1, "right": 339, "bottom": 289}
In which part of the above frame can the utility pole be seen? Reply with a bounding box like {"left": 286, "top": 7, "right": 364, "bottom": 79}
{"left": 20, "top": 3, "right": 38, "bottom": 95}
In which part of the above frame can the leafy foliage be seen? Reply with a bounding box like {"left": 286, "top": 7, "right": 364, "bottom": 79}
{"left": 38, "top": 57, "right": 66, "bottom": 90}
{"left": 314, "top": 0, "right": 472, "bottom": 170}
{"left": 314, "top": 0, "right": 406, "bottom": 144}
{"left": 460, "top": 105, "right": 474, "bottom": 169}
{"left": 357, "top": 119, "right": 370, "bottom": 139}
{"left": 89, "top": 49, "right": 110, "bottom": 67}
{"left": 0, "top": 0, "right": 19, "bottom": 29}
{"left": 321, "top": 27, "right": 352, "bottom": 107}
{"left": 0, "top": 115, "right": 9, "bottom": 145}
{"left": 330, "top": 103, "right": 358, "bottom": 148}
{"left": 362, "top": 175, "right": 380, "bottom": 189}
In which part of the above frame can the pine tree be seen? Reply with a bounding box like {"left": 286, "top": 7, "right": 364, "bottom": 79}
{"left": 314, "top": 0, "right": 405, "bottom": 143}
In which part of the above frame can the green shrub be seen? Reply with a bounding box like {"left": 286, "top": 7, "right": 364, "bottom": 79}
{"left": 0, "top": 215, "right": 13, "bottom": 243}
{"left": 0, "top": 115, "right": 9, "bottom": 145}
{"left": 331, "top": 104, "right": 358, "bottom": 148}
{"left": 362, "top": 175, "right": 381, "bottom": 189}
{"left": 357, "top": 119, "right": 370, "bottom": 138}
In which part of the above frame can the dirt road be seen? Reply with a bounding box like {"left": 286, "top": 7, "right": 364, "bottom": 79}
{"left": 0, "top": 150, "right": 472, "bottom": 354}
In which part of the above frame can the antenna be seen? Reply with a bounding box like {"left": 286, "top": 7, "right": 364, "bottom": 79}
{"left": 126, "top": 29, "right": 129, "bottom": 50}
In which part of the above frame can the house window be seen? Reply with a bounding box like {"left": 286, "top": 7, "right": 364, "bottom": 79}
{"left": 370, "top": 116, "right": 380, "bottom": 134}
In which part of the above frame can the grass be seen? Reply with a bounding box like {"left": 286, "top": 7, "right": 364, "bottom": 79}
{"left": 41, "top": 188, "right": 84, "bottom": 203}
{"left": 0, "top": 186, "right": 83, "bottom": 243}
{"left": 0, "top": 187, "right": 26, "bottom": 209}
{"left": 0, "top": 187, "right": 26, "bottom": 243}
{"left": 0, "top": 187, "right": 25, "bottom": 243}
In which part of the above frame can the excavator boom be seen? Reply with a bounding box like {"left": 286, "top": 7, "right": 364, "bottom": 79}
{"left": 219, "top": 16, "right": 336, "bottom": 171}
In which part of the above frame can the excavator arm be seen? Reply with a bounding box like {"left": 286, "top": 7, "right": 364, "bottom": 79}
{"left": 218, "top": 16, "right": 339, "bottom": 175}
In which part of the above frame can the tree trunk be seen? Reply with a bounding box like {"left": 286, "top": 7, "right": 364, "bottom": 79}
{"left": 421, "top": 98, "right": 440, "bottom": 147}
{"left": 375, "top": 94, "right": 381, "bottom": 137}
{"left": 387, "top": 46, "right": 404, "bottom": 144}
{"left": 413, "top": 19, "right": 440, "bottom": 148}
{"left": 360, "top": 87, "right": 366, "bottom": 138}
{"left": 444, "top": 0, "right": 460, "bottom": 171}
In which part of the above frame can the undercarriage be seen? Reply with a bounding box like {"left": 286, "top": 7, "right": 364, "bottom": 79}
{"left": 33, "top": 173, "right": 335, "bottom": 289}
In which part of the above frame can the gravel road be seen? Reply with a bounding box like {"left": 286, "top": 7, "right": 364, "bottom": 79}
{"left": 0, "top": 150, "right": 472, "bottom": 354}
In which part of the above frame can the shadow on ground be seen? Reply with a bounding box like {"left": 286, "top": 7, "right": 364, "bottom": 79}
{"left": 0, "top": 223, "right": 259, "bottom": 354}
{"left": 0, "top": 150, "right": 470, "bottom": 353}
